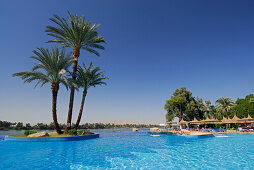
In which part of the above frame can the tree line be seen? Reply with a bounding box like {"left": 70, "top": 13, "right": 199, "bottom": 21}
{"left": 13, "top": 11, "right": 107, "bottom": 134}
{"left": 0, "top": 121, "right": 157, "bottom": 131}
{"left": 164, "top": 87, "right": 254, "bottom": 121}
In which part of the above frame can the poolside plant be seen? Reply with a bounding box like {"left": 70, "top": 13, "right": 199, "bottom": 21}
{"left": 67, "top": 129, "right": 77, "bottom": 136}
{"left": 45, "top": 11, "right": 106, "bottom": 134}
{"left": 24, "top": 130, "right": 37, "bottom": 136}
{"left": 13, "top": 47, "right": 73, "bottom": 134}
{"left": 74, "top": 63, "right": 108, "bottom": 130}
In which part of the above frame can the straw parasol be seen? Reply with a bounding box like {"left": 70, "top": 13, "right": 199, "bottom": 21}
{"left": 166, "top": 121, "right": 178, "bottom": 128}
{"left": 202, "top": 116, "right": 214, "bottom": 125}
{"left": 241, "top": 114, "right": 254, "bottom": 123}
{"left": 166, "top": 121, "right": 177, "bottom": 124}
{"left": 229, "top": 114, "right": 241, "bottom": 124}
{"left": 178, "top": 118, "right": 188, "bottom": 125}
{"left": 189, "top": 117, "right": 202, "bottom": 125}
{"left": 218, "top": 116, "right": 231, "bottom": 124}
{"left": 209, "top": 117, "right": 221, "bottom": 124}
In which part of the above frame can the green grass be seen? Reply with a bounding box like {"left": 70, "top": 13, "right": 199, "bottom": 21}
{"left": 49, "top": 134, "right": 76, "bottom": 137}
{"left": 9, "top": 135, "right": 27, "bottom": 137}
{"left": 9, "top": 134, "right": 76, "bottom": 137}
{"left": 9, "top": 131, "right": 93, "bottom": 137}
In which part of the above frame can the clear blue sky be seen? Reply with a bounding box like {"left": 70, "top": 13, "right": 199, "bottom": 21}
{"left": 0, "top": 0, "right": 254, "bottom": 124}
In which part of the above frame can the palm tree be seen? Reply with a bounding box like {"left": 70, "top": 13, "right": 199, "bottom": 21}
{"left": 205, "top": 100, "right": 211, "bottom": 118}
{"left": 13, "top": 47, "right": 73, "bottom": 134}
{"left": 215, "top": 97, "right": 235, "bottom": 118}
{"left": 45, "top": 11, "right": 106, "bottom": 134}
{"left": 74, "top": 62, "right": 108, "bottom": 130}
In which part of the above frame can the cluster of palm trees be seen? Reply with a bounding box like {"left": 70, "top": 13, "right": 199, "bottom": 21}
{"left": 13, "top": 12, "right": 108, "bottom": 134}
{"left": 215, "top": 97, "right": 235, "bottom": 119}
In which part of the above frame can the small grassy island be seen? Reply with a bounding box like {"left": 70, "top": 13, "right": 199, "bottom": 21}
{"left": 10, "top": 129, "right": 94, "bottom": 137}
{"left": 6, "top": 130, "right": 99, "bottom": 142}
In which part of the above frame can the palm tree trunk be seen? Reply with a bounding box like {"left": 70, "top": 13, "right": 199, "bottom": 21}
{"left": 179, "top": 104, "right": 182, "bottom": 120}
{"left": 51, "top": 83, "right": 62, "bottom": 134}
{"left": 64, "top": 47, "right": 80, "bottom": 134}
{"left": 75, "top": 89, "right": 87, "bottom": 130}
{"left": 226, "top": 110, "right": 229, "bottom": 118}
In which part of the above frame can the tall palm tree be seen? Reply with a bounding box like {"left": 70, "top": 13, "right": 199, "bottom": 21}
{"left": 205, "top": 100, "right": 211, "bottom": 118}
{"left": 13, "top": 47, "right": 73, "bottom": 134}
{"left": 45, "top": 11, "right": 106, "bottom": 133}
{"left": 215, "top": 97, "right": 235, "bottom": 118}
{"left": 74, "top": 62, "right": 108, "bottom": 130}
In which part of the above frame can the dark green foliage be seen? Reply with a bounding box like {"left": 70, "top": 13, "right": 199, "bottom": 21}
{"left": 77, "top": 130, "right": 92, "bottom": 135}
{"left": 76, "top": 62, "right": 108, "bottom": 89}
{"left": 12, "top": 47, "right": 73, "bottom": 89}
{"left": 0, "top": 121, "right": 159, "bottom": 130}
{"left": 77, "top": 130, "right": 84, "bottom": 136}
{"left": 67, "top": 129, "right": 77, "bottom": 136}
{"left": 229, "top": 94, "right": 254, "bottom": 118}
{"left": 165, "top": 87, "right": 208, "bottom": 121}
{"left": 215, "top": 97, "right": 235, "bottom": 118}
{"left": 0, "top": 121, "right": 16, "bottom": 130}
{"left": 24, "top": 130, "right": 37, "bottom": 136}
{"left": 165, "top": 88, "right": 254, "bottom": 122}
{"left": 15, "top": 122, "right": 24, "bottom": 130}
{"left": 45, "top": 11, "right": 106, "bottom": 56}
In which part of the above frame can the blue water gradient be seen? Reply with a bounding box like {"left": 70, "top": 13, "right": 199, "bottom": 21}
{"left": 0, "top": 132, "right": 254, "bottom": 169}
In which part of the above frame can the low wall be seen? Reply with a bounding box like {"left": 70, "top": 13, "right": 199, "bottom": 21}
{"left": 4, "top": 134, "right": 99, "bottom": 142}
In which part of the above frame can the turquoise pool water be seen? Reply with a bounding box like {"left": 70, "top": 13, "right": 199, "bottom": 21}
{"left": 0, "top": 132, "right": 254, "bottom": 169}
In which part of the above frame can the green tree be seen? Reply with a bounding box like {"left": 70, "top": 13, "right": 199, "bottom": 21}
{"left": 205, "top": 100, "right": 211, "bottom": 118}
{"left": 74, "top": 63, "right": 108, "bottom": 129}
{"left": 209, "top": 105, "right": 217, "bottom": 119}
{"left": 46, "top": 11, "right": 106, "bottom": 134}
{"left": 13, "top": 47, "right": 73, "bottom": 134}
{"left": 215, "top": 97, "right": 235, "bottom": 118}
{"left": 165, "top": 87, "right": 208, "bottom": 121}
{"left": 229, "top": 94, "right": 254, "bottom": 118}
{"left": 15, "top": 122, "right": 23, "bottom": 130}
{"left": 195, "top": 97, "right": 206, "bottom": 120}
{"left": 165, "top": 96, "right": 186, "bottom": 120}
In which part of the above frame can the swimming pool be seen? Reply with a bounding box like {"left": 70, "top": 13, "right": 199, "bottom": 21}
{"left": 1, "top": 132, "right": 254, "bottom": 169}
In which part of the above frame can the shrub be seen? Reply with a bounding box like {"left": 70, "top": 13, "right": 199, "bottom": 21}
{"left": 77, "top": 130, "right": 93, "bottom": 135}
{"left": 77, "top": 130, "right": 83, "bottom": 136}
{"left": 24, "top": 130, "right": 37, "bottom": 136}
{"left": 68, "top": 129, "right": 77, "bottom": 136}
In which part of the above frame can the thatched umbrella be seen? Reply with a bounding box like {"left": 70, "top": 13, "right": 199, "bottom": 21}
{"left": 209, "top": 117, "right": 221, "bottom": 124}
{"left": 166, "top": 121, "right": 177, "bottom": 128}
{"left": 178, "top": 118, "right": 188, "bottom": 125}
{"left": 241, "top": 114, "right": 254, "bottom": 123}
{"left": 202, "top": 116, "right": 213, "bottom": 125}
{"left": 189, "top": 117, "right": 202, "bottom": 125}
{"left": 229, "top": 114, "right": 241, "bottom": 124}
{"left": 218, "top": 116, "right": 231, "bottom": 124}
{"left": 166, "top": 121, "right": 177, "bottom": 124}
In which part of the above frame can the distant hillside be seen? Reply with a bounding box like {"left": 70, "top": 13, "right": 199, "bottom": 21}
{"left": 101, "top": 120, "right": 162, "bottom": 125}
{"left": 101, "top": 120, "right": 139, "bottom": 125}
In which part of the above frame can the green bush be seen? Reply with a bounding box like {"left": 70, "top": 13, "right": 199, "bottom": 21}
{"left": 77, "top": 130, "right": 83, "bottom": 136}
{"left": 24, "top": 130, "right": 37, "bottom": 136}
{"left": 68, "top": 129, "right": 77, "bottom": 136}
{"left": 77, "top": 130, "right": 93, "bottom": 135}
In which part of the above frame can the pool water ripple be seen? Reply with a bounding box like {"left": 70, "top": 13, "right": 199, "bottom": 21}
{"left": 0, "top": 133, "right": 254, "bottom": 169}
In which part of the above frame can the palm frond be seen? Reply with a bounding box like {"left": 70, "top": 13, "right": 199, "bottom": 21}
{"left": 13, "top": 47, "right": 74, "bottom": 89}
{"left": 75, "top": 62, "right": 108, "bottom": 90}
{"left": 46, "top": 11, "right": 106, "bottom": 56}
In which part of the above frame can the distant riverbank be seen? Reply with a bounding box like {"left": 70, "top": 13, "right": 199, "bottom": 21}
{"left": 0, "top": 128, "right": 151, "bottom": 136}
